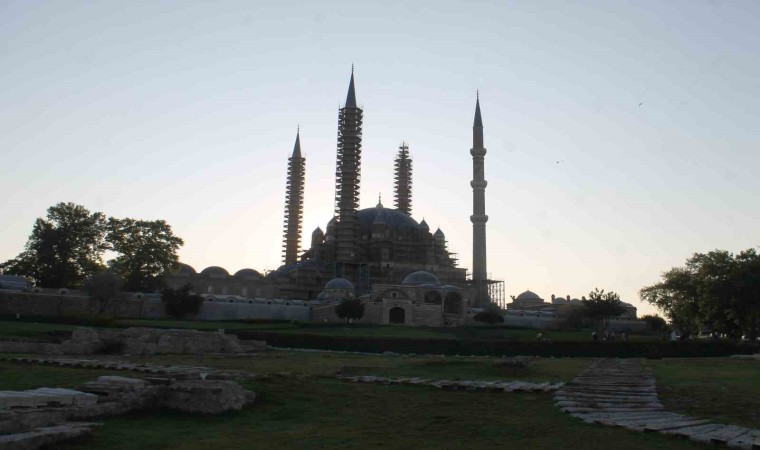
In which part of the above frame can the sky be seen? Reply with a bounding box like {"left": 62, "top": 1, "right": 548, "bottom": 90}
{"left": 1, "top": 1, "right": 759, "bottom": 316}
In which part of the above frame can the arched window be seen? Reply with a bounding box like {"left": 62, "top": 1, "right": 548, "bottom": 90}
{"left": 389, "top": 307, "right": 406, "bottom": 324}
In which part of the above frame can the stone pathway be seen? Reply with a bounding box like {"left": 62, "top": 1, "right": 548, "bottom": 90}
{"left": 2, "top": 356, "right": 226, "bottom": 379}
{"left": 339, "top": 375, "right": 563, "bottom": 392}
{"left": 555, "top": 359, "right": 760, "bottom": 449}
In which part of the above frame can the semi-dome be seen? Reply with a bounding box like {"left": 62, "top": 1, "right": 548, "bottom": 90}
{"left": 200, "top": 266, "right": 229, "bottom": 278}
{"left": 402, "top": 271, "right": 440, "bottom": 285}
{"left": 516, "top": 290, "right": 542, "bottom": 301}
{"left": 234, "top": 268, "right": 263, "bottom": 279}
{"left": 175, "top": 263, "right": 196, "bottom": 275}
{"left": 324, "top": 277, "right": 354, "bottom": 290}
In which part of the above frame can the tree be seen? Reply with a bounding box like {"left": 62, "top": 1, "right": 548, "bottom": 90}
{"left": 0, "top": 203, "right": 107, "bottom": 288}
{"left": 106, "top": 218, "right": 184, "bottom": 292}
{"left": 640, "top": 248, "right": 760, "bottom": 340}
{"left": 84, "top": 270, "right": 124, "bottom": 313}
{"left": 335, "top": 298, "right": 365, "bottom": 323}
{"left": 557, "top": 304, "right": 588, "bottom": 330}
{"left": 473, "top": 310, "right": 504, "bottom": 325}
{"left": 640, "top": 314, "right": 668, "bottom": 334}
{"left": 582, "top": 288, "right": 626, "bottom": 331}
{"left": 162, "top": 284, "right": 204, "bottom": 319}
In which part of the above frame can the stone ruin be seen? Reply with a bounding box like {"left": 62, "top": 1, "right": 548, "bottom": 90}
{"left": 0, "top": 327, "right": 266, "bottom": 356}
{"left": 0, "top": 375, "right": 256, "bottom": 449}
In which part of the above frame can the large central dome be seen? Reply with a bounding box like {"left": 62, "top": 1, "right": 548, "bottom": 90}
{"left": 356, "top": 206, "right": 420, "bottom": 229}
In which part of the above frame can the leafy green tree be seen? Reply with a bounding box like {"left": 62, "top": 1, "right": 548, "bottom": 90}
{"left": 640, "top": 248, "right": 760, "bottom": 339}
{"left": 106, "top": 218, "right": 184, "bottom": 292}
{"left": 0, "top": 203, "right": 107, "bottom": 288}
{"left": 582, "top": 288, "right": 626, "bottom": 331}
{"left": 84, "top": 270, "right": 124, "bottom": 313}
{"left": 640, "top": 314, "right": 668, "bottom": 333}
{"left": 335, "top": 298, "right": 365, "bottom": 323}
{"left": 162, "top": 284, "right": 204, "bottom": 319}
{"left": 557, "top": 304, "right": 588, "bottom": 330}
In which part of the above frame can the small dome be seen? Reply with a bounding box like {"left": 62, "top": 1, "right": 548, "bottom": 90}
{"left": 234, "top": 268, "right": 263, "bottom": 279}
{"left": 402, "top": 271, "right": 440, "bottom": 285}
{"left": 516, "top": 290, "right": 542, "bottom": 301}
{"left": 419, "top": 219, "right": 429, "bottom": 231}
{"left": 176, "top": 263, "right": 196, "bottom": 275}
{"left": 324, "top": 277, "right": 354, "bottom": 290}
{"left": 434, "top": 228, "right": 445, "bottom": 237}
{"left": 200, "top": 266, "right": 230, "bottom": 278}
{"left": 312, "top": 227, "right": 324, "bottom": 237}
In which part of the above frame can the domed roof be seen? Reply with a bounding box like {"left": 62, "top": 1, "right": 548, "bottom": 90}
{"left": 200, "top": 266, "right": 229, "bottom": 277}
{"left": 324, "top": 277, "right": 354, "bottom": 290}
{"left": 419, "top": 218, "right": 429, "bottom": 230}
{"left": 516, "top": 290, "right": 542, "bottom": 301}
{"left": 434, "top": 227, "right": 445, "bottom": 237}
{"left": 357, "top": 206, "right": 419, "bottom": 229}
{"left": 234, "top": 268, "right": 263, "bottom": 279}
{"left": 402, "top": 271, "right": 440, "bottom": 285}
{"left": 267, "top": 259, "right": 330, "bottom": 279}
{"left": 176, "top": 263, "right": 196, "bottom": 275}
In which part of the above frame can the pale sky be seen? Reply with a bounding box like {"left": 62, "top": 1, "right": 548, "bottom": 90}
{"left": 2, "top": 1, "right": 759, "bottom": 316}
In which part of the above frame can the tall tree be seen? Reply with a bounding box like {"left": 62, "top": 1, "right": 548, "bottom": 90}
{"left": 106, "top": 218, "right": 184, "bottom": 292}
{"left": 582, "top": 288, "right": 626, "bottom": 331}
{"left": 641, "top": 248, "right": 760, "bottom": 339}
{"left": 0, "top": 203, "right": 107, "bottom": 288}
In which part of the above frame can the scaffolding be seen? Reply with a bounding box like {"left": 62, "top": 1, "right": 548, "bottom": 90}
{"left": 393, "top": 142, "right": 412, "bottom": 216}
{"left": 334, "top": 104, "right": 363, "bottom": 262}
{"left": 282, "top": 149, "right": 305, "bottom": 265}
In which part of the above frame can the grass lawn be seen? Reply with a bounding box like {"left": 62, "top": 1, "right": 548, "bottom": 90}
{"left": 116, "top": 351, "right": 593, "bottom": 382}
{"left": 648, "top": 357, "right": 760, "bottom": 429}
{"left": 0, "top": 362, "right": 709, "bottom": 450}
{"left": 0, "top": 319, "right": 661, "bottom": 343}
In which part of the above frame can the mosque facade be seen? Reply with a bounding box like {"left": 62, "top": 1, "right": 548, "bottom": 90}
{"left": 165, "top": 69, "right": 502, "bottom": 325}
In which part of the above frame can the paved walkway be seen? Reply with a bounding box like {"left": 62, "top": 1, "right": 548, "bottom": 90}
{"left": 554, "top": 359, "right": 760, "bottom": 449}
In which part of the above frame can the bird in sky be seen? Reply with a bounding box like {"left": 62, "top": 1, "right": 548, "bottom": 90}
{"left": 639, "top": 102, "right": 643, "bottom": 107}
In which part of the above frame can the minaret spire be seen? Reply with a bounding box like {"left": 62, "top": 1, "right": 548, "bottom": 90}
{"left": 334, "top": 67, "right": 363, "bottom": 262}
{"left": 345, "top": 66, "right": 357, "bottom": 108}
{"left": 282, "top": 128, "right": 306, "bottom": 265}
{"left": 394, "top": 141, "right": 412, "bottom": 216}
{"left": 470, "top": 93, "right": 488, "bottom": 306}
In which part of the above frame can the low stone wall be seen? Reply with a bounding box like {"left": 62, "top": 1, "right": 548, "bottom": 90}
{"left": 0, "top": 291, "right": 162, "bottom": 319}
{"left": 197, "top": 300, "right": 310, "bottom": 321}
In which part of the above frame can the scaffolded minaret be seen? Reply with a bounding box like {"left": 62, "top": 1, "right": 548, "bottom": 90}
{"left": 470, "top": 93, "right": 488, "bottom": 303}
{"left": 394, "top": 142, "right": 412, "bottom": 216}
{"left": 334, "top": 68, "right": 363, "bottom": 262}
{"left": 282, "top": 128, "right": 305, "bottom": 265}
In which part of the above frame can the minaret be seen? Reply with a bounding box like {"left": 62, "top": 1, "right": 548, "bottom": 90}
{"left": 470, "top": 93, "right": 488, "bottom": 304}
{"left": 394, "top": 142, "right": 412, "bottom": 216}
{"left": 334, "top": 67, "right": 363, "bottom": 262}
{"left": 282, "top": 128, "right": 306, "bottom": 265}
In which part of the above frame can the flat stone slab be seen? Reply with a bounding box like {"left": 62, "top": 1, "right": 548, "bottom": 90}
{"left": 689, "top": 425, "right": 753, "bottom": 445}
{"left": 0, "top": 422, "right": 99, "bottom": 449}
{"left": 0, "top": 388, "right": 96, "bottom": 410}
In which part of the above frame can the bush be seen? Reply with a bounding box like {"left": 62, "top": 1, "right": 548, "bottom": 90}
{"left": 162, "top": 285, "right": 203, "bottom": 319}
{"left": 473, "top": 310, "right": 504, "bottom": 325}
{"left": 335, "top": 298, "right": 365, "bottom": 322}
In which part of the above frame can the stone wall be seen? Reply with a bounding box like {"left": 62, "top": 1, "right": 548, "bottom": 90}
{"left": 197, "top": 300, "right": 310, "bottom": 321}
{"left": 0, "top": 291, "right": 161, "bottom": 319}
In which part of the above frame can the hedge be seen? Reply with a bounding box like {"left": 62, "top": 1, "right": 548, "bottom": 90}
{"left": 232, "top": 330, "right": 760, "bottom": 358}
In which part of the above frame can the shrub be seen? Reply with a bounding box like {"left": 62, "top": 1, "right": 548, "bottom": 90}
{"left": 162, "top": 284, "right": 204, "bottom": 319}
{"left": 335, "top": 298, "right": 365, "bottom": 322}
{"left": 473, "top": 310, "right": 504, "bottom": 325}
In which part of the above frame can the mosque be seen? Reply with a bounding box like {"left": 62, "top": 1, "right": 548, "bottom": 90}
{"left": 166, "top": 69, "right": 504, "bottom": 325}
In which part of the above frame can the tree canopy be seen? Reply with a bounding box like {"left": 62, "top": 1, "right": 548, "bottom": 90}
{"left": 0, "top": 202, "right": 107, "bottom": 288}
{"left": 582, "top": 288, "right": 626, "bottom": 331}
{"left": 106, "top": 218, "right": 184, "bottom": 292}
{"left": 1, "top": 202, "right": 184, "bottom": 291}
{"left": 640, "top": 248, "right": 760, "bottom": 339}
{"left": 335, "top": 298, "right": 365, "bottom": 323}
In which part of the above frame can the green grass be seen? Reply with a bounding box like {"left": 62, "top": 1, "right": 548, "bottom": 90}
{"left": 648, "top": 357, "right": 760, "bottom": 429}
{"left": 114, "top": 350, "right": 592, "bottom": 382}
{"left": 48, "top": 377, "right": 709, "bottom": 450}
{"left": 0, "top": 319, "right": 661, "bottom": 343}
{"left": 0, "top": 320, "right": 81, "bottom": 342}
{"left": 0, "top": 361, "right": 127, "bottom": 390}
